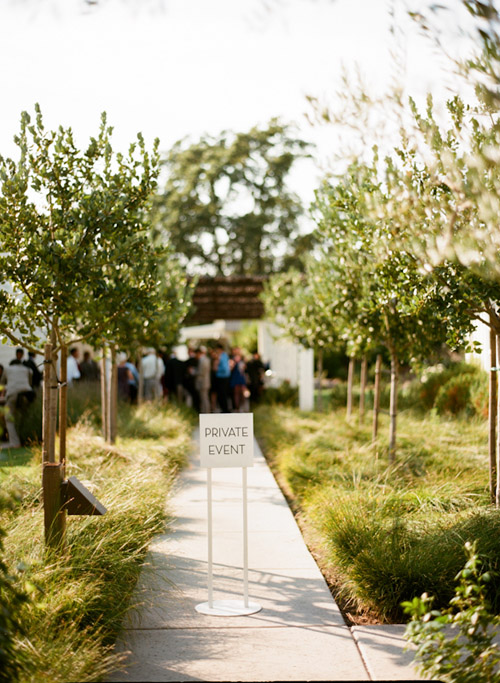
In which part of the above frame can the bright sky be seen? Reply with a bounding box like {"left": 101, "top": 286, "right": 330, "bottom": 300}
{"left": 0, "top": 0, "right": 471, "bottom": 206}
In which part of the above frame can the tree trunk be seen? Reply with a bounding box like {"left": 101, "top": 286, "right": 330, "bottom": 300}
{"left": 42, "top": 342, "right": 53, "bottom": 464}
{"left": 372, "top": 354, "right": 382, "bottom": 441}
{"left": 389, "top": 350, "right": 399, "bottom": 463}
{"left": 101, "top": 344, "right": 109, "bottom": 441}
{"left": 107, "top": 345, "right": 118, "bottom": 445}
{"left": 359, "top": 355, "right": 367, "bottom": 423}
{"left": 489, "top": 326, "right": 497, "bottom": 505}
{"left": 346, "top": 357, "right": 355, "bottom": 419}
{"left": 317, "top": 347, "right": 323, "bottom": 412}
{"left": 59, "top": 344, "right": 68, "bottom": 469}
{"left": 49, "top": 331, "right": 58, "bottom": 467}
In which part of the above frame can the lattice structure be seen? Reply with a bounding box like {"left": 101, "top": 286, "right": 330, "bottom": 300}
{"left": 188, "top": 276, "right": 267, "bottom": 324}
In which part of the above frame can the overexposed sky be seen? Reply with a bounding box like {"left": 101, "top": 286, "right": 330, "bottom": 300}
{"left": 0, "top": 0, "right": 471, "bottom": 204}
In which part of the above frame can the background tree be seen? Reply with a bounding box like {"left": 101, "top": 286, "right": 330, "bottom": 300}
{"left": 152, "top": 119, "right": 311, "bottom": 275}
{"left": 361, "top": 93, "right": 500, "bottom": 499}
{"left": 95, "top": 251, "right": 192, "bottom": 443}
{"left": 312, "top": 159, "right": 479, "bottom": 460}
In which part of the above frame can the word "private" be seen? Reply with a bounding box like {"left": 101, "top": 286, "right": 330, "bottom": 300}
{"left": 204, "top": 426, "right": 249, "bottom": 438}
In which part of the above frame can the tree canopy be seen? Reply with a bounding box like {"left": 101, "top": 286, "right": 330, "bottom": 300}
{"left": 152, "top": 119, "right": 311, "bottom": 276}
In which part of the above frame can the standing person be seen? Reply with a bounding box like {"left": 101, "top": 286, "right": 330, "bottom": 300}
{"left": 67, "top": 347, "right": 81, "bottom": 384}
{"left": 230, "top": 352, "right": 247, "bottom": 412}
{"left": 125, "top": 358, "right": 139, "bottom": 404}
{"left": 209, "top": 349, "right": 218, "bottom": 413}
{"left": 117, "top": 353, "right": 131, "bottom": 401}
{"left": 164, "top": 350, "right": 184, "bottom": 403}
{"left": 79, "top": 351, "right": 100, "bottom": 382}
{"left": 154, "top": 350, "right": 165, "bottom": 401}
{"left": 9, "top": 348, "right": 24, "bottom": 366}
{"left": 142, "top": 348, "right": 159, "bottom": 401}
{"left": 183, "top": 348, "right": 199, "bottom": 411}
{"left": 214, "top": 343, "right": 231, "bottom": 413}
{"left": 24, "top": 351, "right": 42, "bottom": 391}
{"left": 0, "top": 362, "right": 33, "bottom": 449}
{"left": 195, "top": 346, "right": 211, "bottom": 414}
{"left": 246, "top": 351, "right": 266, "bottom": 404}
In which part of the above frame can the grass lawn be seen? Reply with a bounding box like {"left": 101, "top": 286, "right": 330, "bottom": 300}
{"left": 1, "top": 401, "right": 194, "bottom": 683}
{"left": 254, "top": 403, "right": 500, "bottom": 624}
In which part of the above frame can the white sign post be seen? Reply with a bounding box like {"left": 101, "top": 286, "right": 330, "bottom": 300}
{"left": 196, "top": 413, "right": 262, "bottom": 617}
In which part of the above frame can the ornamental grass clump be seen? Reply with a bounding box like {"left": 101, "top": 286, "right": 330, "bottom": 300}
{"left": 312, "top": 494, "right": 500, "bottom": 621}
{"left": 254, "top": 404, "right": 494, "bottom": 622}
{"left": 0, "top": 402, "right": 192, "bottom": 683}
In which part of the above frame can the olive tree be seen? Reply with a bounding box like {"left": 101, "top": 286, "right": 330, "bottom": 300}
{"left": 0, "top": 105, "right": 166, "bottom": 546}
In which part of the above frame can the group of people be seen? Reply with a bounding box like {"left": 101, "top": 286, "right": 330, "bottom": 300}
{"left": 116, "top": 344, "right": 267, "bottom": 413}
{"left": 0, "top": 342, "right": 268, "bottom": 447}
{"left": 162, "top": 344, "right": 267, "bottom": 414}
{"left": 0, "top": 348, "right": 42, "bottom": 449}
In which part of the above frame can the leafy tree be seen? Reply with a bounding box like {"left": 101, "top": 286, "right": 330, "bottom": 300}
{"left": 312, "top": 159, "right": 479, "bottom": 459}
{"left": 152, "top": 119, "right": 311, "bottom": 276}
{"left": 360, "top": 93, "right": 500, "bottom": 494}
{"left": 0, "top": 105, "right": 169, "bottom": 546}
{"left": 96, "top": 251, "right": 193, "bottom": 442}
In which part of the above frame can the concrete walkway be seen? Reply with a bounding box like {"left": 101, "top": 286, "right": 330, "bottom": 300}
{"left": 110, "top": 436, "right": 424, "bottom": 682}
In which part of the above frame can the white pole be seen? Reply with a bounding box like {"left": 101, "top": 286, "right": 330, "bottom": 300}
{"left": 243, "top": 466, "right": 249, "bottom": 608}
{"left": 207, "top": 468, "right": 213, "bottom": 608}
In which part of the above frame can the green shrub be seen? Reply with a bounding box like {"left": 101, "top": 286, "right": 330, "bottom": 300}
{"left": 404, "top": 542, "right": 500, "bottom": 683}
{"left": 435, "top": 375, "right": 475, "bottom": 415}
{"left": 418, "top": 363, "right": 482, "bottom": 412}
{"left": 261, "top": 380, "right": 298, "bottom": 406}
{"left": 471, "top": 373, "right": 489, "bottom": 420}
{"left": 435, "top": 371, "right": 488, "bottom": 417}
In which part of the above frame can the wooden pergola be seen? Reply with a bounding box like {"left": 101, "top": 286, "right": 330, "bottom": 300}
{"left": 187, "top": 276, "right": 267, "bottom": 324}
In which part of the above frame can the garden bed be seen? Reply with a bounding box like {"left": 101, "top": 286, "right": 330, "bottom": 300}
{"left": 0, "top": 401, "right": 193, "bottom": 683}
{"left": 254, "top": 403, "right": 500, "bottom": 624}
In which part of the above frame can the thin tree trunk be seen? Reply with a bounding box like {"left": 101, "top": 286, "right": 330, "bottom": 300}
{"left": 42, "top": 342, "right": 52, "bottom": 464}
{"left": 389, "top": 349, "right": 399, "bottom": 463}
{"left": 317, "top": 347, "right": 324, "bottom": 412}
{"left": 372, "top": 354, "right": 382, "bottom": 441}
{"left": 49, "top": 330, "right": 58, "bottom": 466}
{"left": 359, "top": 355, "right": 367, "bottom": 423}
{"left": 101, "top": 344, "right": 108, "bottom": 441}
{"left": 489, "top": 326, "right": 497, "bottom": 505}
{"left": 346, "top": 357, "right": 355, "bottom": 419}
{"left": 107, "top": 345, "right": 118, "bottom": 445}
{"left": 59, "top": 344, "right": 67, "bottom": 469}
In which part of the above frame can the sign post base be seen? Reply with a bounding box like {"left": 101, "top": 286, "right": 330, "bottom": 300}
{"left": 196, "top": 599, "right": 262, "bottom": 616}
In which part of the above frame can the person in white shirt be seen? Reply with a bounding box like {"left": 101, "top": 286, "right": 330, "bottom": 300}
{"left": 195, "top": 346, "right": 211, "bottom": 414}
{"left": 142, "top": 348, "right": 160, "bottom": 401}
{"left": 1, "top": 363, "right": 33, "bottom": 448}
{"left": 67, "top": 348, "right": 81, "bottom": 384}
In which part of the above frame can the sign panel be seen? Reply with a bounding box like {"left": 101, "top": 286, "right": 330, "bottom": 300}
{"left": 200, "top": 413, "right": 254, "bottom": 468}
